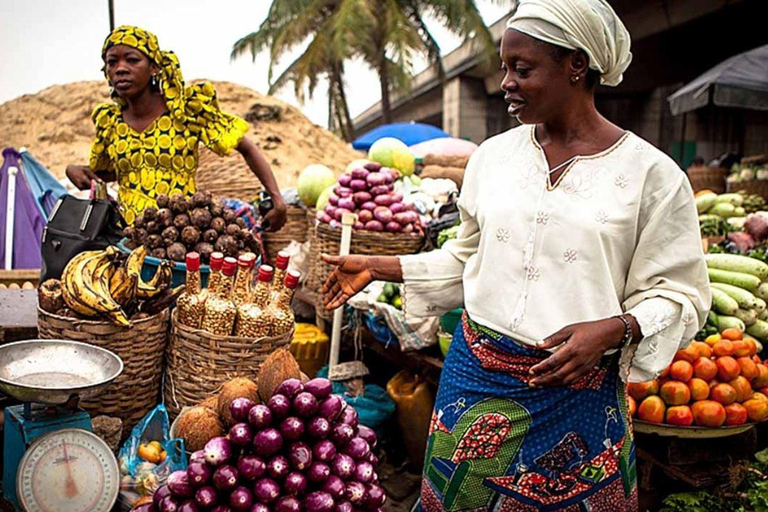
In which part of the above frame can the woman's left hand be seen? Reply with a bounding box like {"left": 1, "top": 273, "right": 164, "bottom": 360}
{"left": 529, "top": 318, "right": 625, "bottom": 387}
{"left": 263, "top": 197, "right": 287, "bottom": 232}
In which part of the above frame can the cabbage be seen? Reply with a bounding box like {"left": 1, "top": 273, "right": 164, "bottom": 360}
{"left": 298, "top": 165, "right": 336, "bottom": 208}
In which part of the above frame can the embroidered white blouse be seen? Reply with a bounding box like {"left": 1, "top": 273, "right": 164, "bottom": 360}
{"left": 399, "top": 125, "right": 711, "bottom": 382}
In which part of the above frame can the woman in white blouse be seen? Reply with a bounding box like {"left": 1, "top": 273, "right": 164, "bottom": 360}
{"left": 323, "top": 0, "right": 709, "bottom": 510}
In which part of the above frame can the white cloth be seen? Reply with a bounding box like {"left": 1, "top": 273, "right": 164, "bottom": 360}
{"left": 506, "top": 0, "right": 632, "bottom": 86}
{"left": 399, "top": 126, "right": 711, "bottom": 382}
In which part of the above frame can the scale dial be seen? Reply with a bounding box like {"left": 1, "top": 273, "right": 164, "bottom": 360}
{"left": 17, "top": 428, "right": 119, "bottom": 512}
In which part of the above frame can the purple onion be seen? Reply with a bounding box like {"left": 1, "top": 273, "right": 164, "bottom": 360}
{"left": 178, "top": 501, "right": 200, "bottom": 512}
{"left": 293, "top": 392, "right": 319, "bottom": 417}
{"left": 319, "top": 395, "right": 344, "bottom": 420}
{"left": 266, "top": 455, "right": 290, "bottom": 480}
{"left": 363, "top": 220, "right": 383, "bottom": 232}
{"left": 333, "top": 185, "right": 352, "bottom": 198}
{"left": 385, "top": 221, "right": 403, "bottom": 233}
{"left": 237, "top": 455, "right": 267, "bottom": 481}
{"left": 275, "top": 378, "right": 304, "bottom": 398}
{"left": 159, "top": 496, "right": 180, "bottom": 512}
{"left": 204, "top": 437, "right": 233, "bottom": 466}
{"left": 305, "top": 491, "right": 335, "bottom": 512}
{"left": 229, "top": 486, "right": 254, "bottom": 511}
{"left": 307, "top": 461, "right": 331, "bottom": 483}
{"left": 337, "top": 197, "right": 356, "bottom": 211}
{"left": 253, "top": 428, "right": 283, "bottom": 457}
{"left": 339, "top": 407, "right": 359, "bottom": 428}
{"left": 283, "top": 471, "right": 308, "bottom": 496}
{"left": 357, "top": 209, "right": 373, "bottom": 223}
{"left": 317, "top": 211, "right": 333, "bottom": 224}
{"left": 370, "top": 185, "right": 390, "bottom": 196}
{"left": 351, "top": 168, "right": 370, "bottom": 180}
{"left": 394, "top": 211, "right": 418, "bottom": 225}
{"left": 361, "top": 201, "right": 378, "bottom": 212}
{"left": 353, "top": 221, "right": 365, "bottom": 230}
{"left": 364, "top": 162, "right": 382, "bottom": 172}
{"left": 322, "top": 475, "right": 345, "bottom": 499}
{"left": 324, "top": 205, "right": 338, "bottom": 219}
{"left": 313, "top": 439, "right": 337, "bottom": 462}
{"left": 328, "top": 193, "right": 340, "bottom": 206}
{"left": 350, "top": 179, "right": 367, "bottom": 192}
{"left": 338, "top": 174, "right": 352, "bottom": 187}
{"left": 132, "top": 504, "right": 156, "bottom": 512}
{"left": 364, "top": 484, "right": 386, "bottom": 509}
{"left": 373, "top": 206, "right": 393, "bottom": 224}
{"left": 366, "top": 173, "right": 386, "bottom": 187}
{"left": 229, "top": 398, "right": 257, "bottom": 423}
{"left": 354, "top": 461, "right": 374, "bottom": 484}
{"left": 213, "top": 465, "right": 240, "bottom": 492}
{"left": 389, "top": 202, "right": 405, "bottom": 214}
{"left": 189, "top": 450, "right": 206, "bottom": 465}
{"left": 288, "top": 441, "right": 313, "bottom": 471}
{"left": 367, "top": 452, "right": 379, "bottom": 468}
{"left": 308, "top": 416, "right": 331, "bottom": 440}
{"left": 187, "top": 462, "right": 212, "bottom": 486}
{"left": 382, "top": 170, "right": 395, "bottom": 184}
{"left": 345, "top": 481, "right": 366, "bottom": 506}
{"left": 344, "top": 437, "right": 371, "bottom": 460}
{"left": 275, "top": 496, "right": 302, "bottom": 512}
{"left": 331, "top": 423, "right": 355, "bottom": 446}
{"left": 352, "top": 191, "right": 372, "bottom": 207}
{"left": 229, "top": 422, "right": 253, "bottom": 447}
{"left": 194, "top": 486, "right": 218, "bottom": 508}
{"left": 356, "top": 425, "right": 377, "bottom": 449}
{"left": 334, "top": 501, "right": 354, "bottom": 512}
{"left": 334, "top": 208, "right": 353, "bottom": 221}
{"left": 248, "top": 404, "right": 273, "bottom": 429}
{"left": 252, "top": 478, "right": 280, "bottom": 504}
{"left": 304, "top": 378, "right": 333, "bottom": 399}
{"left": 167, "top": 470, "right": 194, "bottom": 498}
{"left": 249, "top": 505, "right": 268, "bottom": 512}
{"left": 280, "top": 416, "right": 306, "bottom": 441}
{"left": 211, "top": 507, "right": 234, "bottom": 512}
{"left": 403, "top": 223, "right": 414, "bottom": 234}
{"left": 154, "top": 485, "right": 172, "bottom": 507}
{"left": 331, "top": 453, "right": 356, "bottom": 480}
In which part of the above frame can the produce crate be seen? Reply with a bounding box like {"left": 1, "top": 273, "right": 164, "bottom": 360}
{"left": 262, "top": 205, "right": 309, "bottom": 266}
{"left": 687, "top": 166, "right": 728, "bottom": 194}
{"left": 727, "top": 179, "right": 768, "bottom": 200}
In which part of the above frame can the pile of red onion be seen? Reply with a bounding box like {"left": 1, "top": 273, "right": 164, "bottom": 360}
{"left": 133, "top": 378, "right": 385, "bottom": 512}
{"left": 316, "top": 162, "right": 422, "bottom": 234}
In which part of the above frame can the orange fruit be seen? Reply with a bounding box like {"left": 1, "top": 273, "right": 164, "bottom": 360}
{"left": 669, "top": 360, "right": 694, "bottom": 382}
{"left": 744, "top": 398, "right": 768, "bottom": 422}
{"left": 716, "top": 356, "right": 741, "bottom": 382}
{"left": 737, "top": 357, "right": 759, "bottom": 381}
{"left": 713, "top": 340, "right": 735, "bottom": 357}
{"left": 752, "top": 364, "right": 768, "bottom": 388}
{"left": 724, "top": 403, "right": 748, "bottom": 426}
{"left": 733, "top": 340, "right": 751, "bottom": 358}
{"left": 753, "top": 355, "right": 763, "bottom": 364}
{"left": 693, "top": 342, "right": 712, "bottom": 359}
{"left": 721, "top": 328, "right": 743, "bottom": 341}
{"left": 693, "top": 357, "right": 718, "bottom": 381}
{"left": 759, "top": 387, "right": 768, "bottom": 398}
{"left": 637, "top": 396, "right": 666, "bottom": 424}
{"left": 753, "top": 391, "right": 768, "bottom": 402}
{"left": 674, "top": 345, "right": 700, "bottom": 363}
{"left": 627, "top": 380, "right": 659, "bottom": 401}
{"left": 688, "top": 378, "right": 710, "bottom": 401}
{"left": 627, "top": 395, "right": 637, "bottom": 417}
{"left": 691, "top": 400, "right": 726, "bottom": 427}
{"left": 660, "top": 381, "right": 691, "bottom": 406}
{"left": 730, "top": 376, "right": 754, "bottom": 402}
{"left": 660, "top": 367, "right": 670, "bottom": 379}
{"left": 711, "top": 383, "right": 737, "bottom": 405}
{"left": 666, "top": 405, "right": 693, "bottom": 426}
{"left": 709, "top": 379, "right": 719, "bottom": 389}
{"left": 705, "top": 333, "right": 722, "bottom": 346}
{"left": 743, "top": 338, "right": 758, "bottom": 357}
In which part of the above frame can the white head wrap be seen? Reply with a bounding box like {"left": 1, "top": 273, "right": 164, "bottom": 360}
{"left": 506, "top": 0, "right": 632, "bottom": 87}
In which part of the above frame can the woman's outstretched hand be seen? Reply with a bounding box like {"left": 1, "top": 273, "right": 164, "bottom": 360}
{"left": 321, "top": 254, "right": 375, "bottom": 310}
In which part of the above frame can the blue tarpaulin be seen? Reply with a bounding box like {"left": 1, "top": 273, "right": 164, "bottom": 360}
{"left": 20, "top": 148, "right": 68, "bottom": 217}
{"left": 352, "top": 122, "right": 451, "bottom": 151}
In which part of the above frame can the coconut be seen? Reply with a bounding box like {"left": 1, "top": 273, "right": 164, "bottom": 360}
{"left": 257, "top": 349, "right": 302, "bottom": 402}
{"left": 217, "top": 377, "right": 260, "bottom": 427}
{"left": 175, "top": 406, "right": 224, "bottom": 452}
{"left": 199, "top": 394, "right": 219, "bottom": 411}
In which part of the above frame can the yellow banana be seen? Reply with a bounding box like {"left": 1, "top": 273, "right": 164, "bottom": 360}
{"left": 109, "top": 265, "right": 137, "bottom": 306}
{"left": 61, "top": 250, "right": 103, "bottom": 316}
{"left": 65, "top": 249, "right": 131, "bottom": 326}
{"left": 136, "top": 260, "right": 172, "bottom": 300}
{"left": 125, "top": 245, "right": 148, "bottom": 279}
{"left": 91, "top": 256, "right": 131, "bottom": 327}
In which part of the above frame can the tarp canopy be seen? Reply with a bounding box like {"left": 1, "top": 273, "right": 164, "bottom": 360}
{"left": 20, "top": 148, "right": 68, "bottom": 217}
{"left": 668, "top": 44, "right": 768, "bottom": 115}
{"left": 352, "top": 122, "right": 451, "bottom": 151}
{"left": 409, "top": 137, "right": 478, "bottom": 158}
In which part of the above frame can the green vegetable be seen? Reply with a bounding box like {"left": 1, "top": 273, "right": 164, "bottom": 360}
{"left": 437, "top": 224, "right": 460, "bottom": 249}
{"left": 718, "top": 315, "right": 746, "bottom": 332}
{"left": 707, "top": 268, "right": 761, "bottom": 291}
{"left": 695, "top": 193, "right": 717, "bottom": 214}
{"left": 735, "top": 308, "right": 758, "bottom": 327}
{"left": 711, "top": 287, "right": 739, "bottom": 315}
{"left": 705, "top": 253, "right": 768, "bottom": 280}
{"left": 758, "top": 282, "right": 768, "bottom": 301}
{"left": 747, "top": 319, "right": 768, "bottom": 340}
{"left": 761, "top": 309, "right": 768, "bottom": 322}
{"left": 756, "top": 298, "right": 766, "bottom": 313}
{"left": 710, "top": 282, "right": 759, "bottom": 309}
{"left": 735, "top": 206, "right": 746, "bottom": 216}
{"left": 708, "top": 202, "right": 737, "bottom": 218}
{"left": 714, "top": 193, "right": 744, "bottom": 206}
{"left": 382, "top": 282, "right": 397, "bottom": 299}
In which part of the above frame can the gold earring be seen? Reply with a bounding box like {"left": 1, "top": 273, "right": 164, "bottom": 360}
{"left": 571, "top": 75, "right": 580, "bottom": 83}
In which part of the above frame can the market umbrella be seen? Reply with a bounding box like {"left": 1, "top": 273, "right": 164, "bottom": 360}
{"left": 409, "top": 137, "right": 478, "bottom": 158}
{"left": 0, "top": 148, "right": 45, "bottom": 269}
{"left": 668, "top": 44, "right": 768, "bottom": 115}
{"left": 20, "top": 147, "right": 68, "bottom": 217}
{"left": 352, "top": 122, "right": 451, "bottom": 151}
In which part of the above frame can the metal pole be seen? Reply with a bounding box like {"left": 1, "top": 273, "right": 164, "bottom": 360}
{"left": 5, "top": 167, "right": 18, "bottom": 270}
{"left": 328, "top": 212, "right": 356, "bottom": 374}
{"left": 108, "top": 0, "right": 115, "bottom": 31}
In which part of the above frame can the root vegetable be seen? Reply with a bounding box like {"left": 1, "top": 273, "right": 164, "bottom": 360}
{"left": 214, "top": 235, "right": 238, "bottom": 256}
{"left": 191, "top": 208, "right": 212, "bottom": 230}
{"left": 147, "top": 234, "right": 163, "bottom": 249}
{"left": 156, "top": 194, "right": 170, "bottom": 208}
{"left": 145, "top": 220, "right": 160, "bottom": 234}
{"left": 211, "top": 217, "right": 226, "bottom": 233}
{"left": 157, "top": 208, "right": 173, "bottom": 226}
{"left": 181, "top": 226, "right": 201, "bottom": 246}
{"left": 167, "top": 243, "right": 187, "bottom": 262}
{"left": 162, "top": 226, "right": 179, "bottom": 244}
{"left": 144, "top": 206, "right": 158, "bottom": 221}
{"left": 151, "top": 247, "right": 167, "bottom": 259}
{"left": 226, "top": 224, "right": 241, "bottom": 237}
{"left": 223, "top": 210, "right": 237, "bottom": 223}
{"left": 236, "top": 218, "right": 246, "bottom": 228}
{"left": 194, "top": 242, "right": 214, "bottom": 262}
{"left": 364, "top": 220, "right": 383, "bottom": 232}
{"left": 191, "top": 190, "right": 213, "bottom": 208}
{"left": 203, "top": 229, "right": 218, "bottom": 243}
{"left": 169, "top": 194, "right": 189, "bottom": 214}
{"left": 134, "top": 214, "right": 146, "bottom": 229}
{"left": 173, "top": 214, "right": 190, "bottom": 230}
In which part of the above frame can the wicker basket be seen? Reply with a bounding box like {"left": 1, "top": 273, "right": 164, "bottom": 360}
{"left": 687, "top": 166, "right": 728, "bottom": 194}
{"left": 262, "top": 206, "right": 310, "bottom": 266}
{"left": 309, "top": 222, "right": 425, "bottom": 319}
{"left": 196, "top": 147, "right": 263, "bottom": 201}
{"left": 163, "top": 310, "right": 294, "bottom": 419}
{"left": 302, "top": 210, "right": 321, "bottom": 304}
{"left": 37, "top": 307, "right": 170, "bottom": 434}
{"left": 727, "top": 180, "right": 768, "bottom": 199}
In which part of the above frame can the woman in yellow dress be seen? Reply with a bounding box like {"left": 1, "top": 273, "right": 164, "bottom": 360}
{"left": 66, "top": 25, "right": 287, "bottom": 231}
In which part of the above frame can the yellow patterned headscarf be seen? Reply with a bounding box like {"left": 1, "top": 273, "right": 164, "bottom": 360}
{"left": 102, "top": 25, "right": 188, "bottom": 121}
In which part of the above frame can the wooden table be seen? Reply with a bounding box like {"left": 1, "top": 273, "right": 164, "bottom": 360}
{"left": 0, "top": 290, "right": 38, "bottom": 343}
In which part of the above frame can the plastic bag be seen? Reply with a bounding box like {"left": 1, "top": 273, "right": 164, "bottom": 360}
{"left": 117, "top": 404, "right": 187, "bottom": 510}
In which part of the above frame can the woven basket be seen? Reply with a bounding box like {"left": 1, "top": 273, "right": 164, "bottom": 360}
{"left": 196, "top": 147, "right": 263, "bottom": 201}
{"left": 687, "top": 166, "right": 728, "bottom": 194}
{"left": 164, "top": 310, "right": 294, "bottom": 419}
{"left": 310, "top": 222, "right": 425, "bottom": 319}
{"left": 302, "top": 210, "right": 321, "bottom": 305}
{"left": 262, "top": 206, "right": 310, "bottom": 266}
{"left": 727, "top": 180, "right": 768, "bottom": 199}
{"left": 37, "top": 307, "right": 170, "bottom": 434}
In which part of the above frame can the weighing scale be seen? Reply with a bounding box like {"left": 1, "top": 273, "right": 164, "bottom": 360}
{"left": 0, "top": 339, "right": 123, "bottom": 511}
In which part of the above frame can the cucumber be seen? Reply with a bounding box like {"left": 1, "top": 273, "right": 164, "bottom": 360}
{"left": 758, "top": 283, "right": 768, "bottom": 301}
{"left": 735, "top": 308, "right": 758, "bottom": 327}
{"left": 696, "top": 193, "right": 718, "bottom": 214}
{"left": 708, "top": 203, "right": 737, "bottom": 218}
{"left": 709, "top": 310, "right": 719, "bottom": 326}
{"left": 705, "top": 254, "right": 768, "bottom": 281}
{"left": 707, "top": 268, "right": 761, "bottom": 291}
{"left": 714, "top": 193, "right": 744, "bottom": 206}
{"left": 711, "top": 282, "right": 759, "bottom": 309}
{"left": 747, "top": 319, "right": 768, "bottom": 340}
{"left": 756, "top": 298, "right": 767, "bottom": 313}
{"left": 710, "top": 287, "right": 739, "bottom": 316}
{"left": 761, "top": 308, "right": 768, "bottom": 322}
{"left": 718, "top": 315, "right": 746, "bottom": 332}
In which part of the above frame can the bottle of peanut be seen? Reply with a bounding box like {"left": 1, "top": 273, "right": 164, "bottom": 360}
{"left": 235, "top": 265, "right": 274, "bottom": 338}
{"left": 201, "top": 257, "right": 238, "bottom": 335}
{"left": 231, "top": 252, "right": 257, "bottom": 306}
{"left": 265, "top": 270, "right": 301, "bottom": 336}
{"left": 176, "top": 252, "right": 206, "bottom": 328}
{"left": 270, "top": 251, "right": 290, "bottom": 302}
{"left": 206, "top": 252, "right": 225, "bottom": 297}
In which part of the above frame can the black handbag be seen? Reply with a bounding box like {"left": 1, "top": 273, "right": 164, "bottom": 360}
{"left": 40, "top": 195, "right": 124, "bottom": 281}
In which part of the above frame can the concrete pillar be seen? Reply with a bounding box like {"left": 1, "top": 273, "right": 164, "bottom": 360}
{"left": 442, "top": 76, "right": 488, "bottom": 143}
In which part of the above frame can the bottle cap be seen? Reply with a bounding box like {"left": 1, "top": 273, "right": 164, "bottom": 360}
{"left": 257, "top": 265, "right": 274, "bottom": 283}
{"left": 238, "top": 252, "right": 257, "bottom": 269}
{"left": 186, "top": 252, "right": 200, "bottom": 271}
{"left": 284, "top": 270, "right": 301, "bottom": 289}
{"left": 209, "top": 252, "right": 225, "bottom": 270}
{"left": 222, "top": 257, "right": 238, "bottom": 276}
{"left": 275, "top": 251, "right": 290, "bottom": 270}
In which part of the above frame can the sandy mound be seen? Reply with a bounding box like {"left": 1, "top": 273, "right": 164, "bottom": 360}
{"left": 0, "top": 80, "right": 363, "bottom": 200}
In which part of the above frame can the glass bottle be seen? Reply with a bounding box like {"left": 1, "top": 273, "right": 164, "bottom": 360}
{"left": 266, "top": 270, "right": 300, "bottom": 336}
{"left": 231, "top": 252, "right": 257, "bottom": 306}
{"left": 270, "top": 251, "right": 290, "bottom": 303}
{"left": 176, "top": 252, "right": 206, "bottom": 328}
{"left": 235, "top": 265, "right": 274, "bottom": 338}
{"left": 201, "top": 257, "right": 238, "bottom": 336}
{"left": 206, "top": 252, "right": 225, "bottom": 297}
